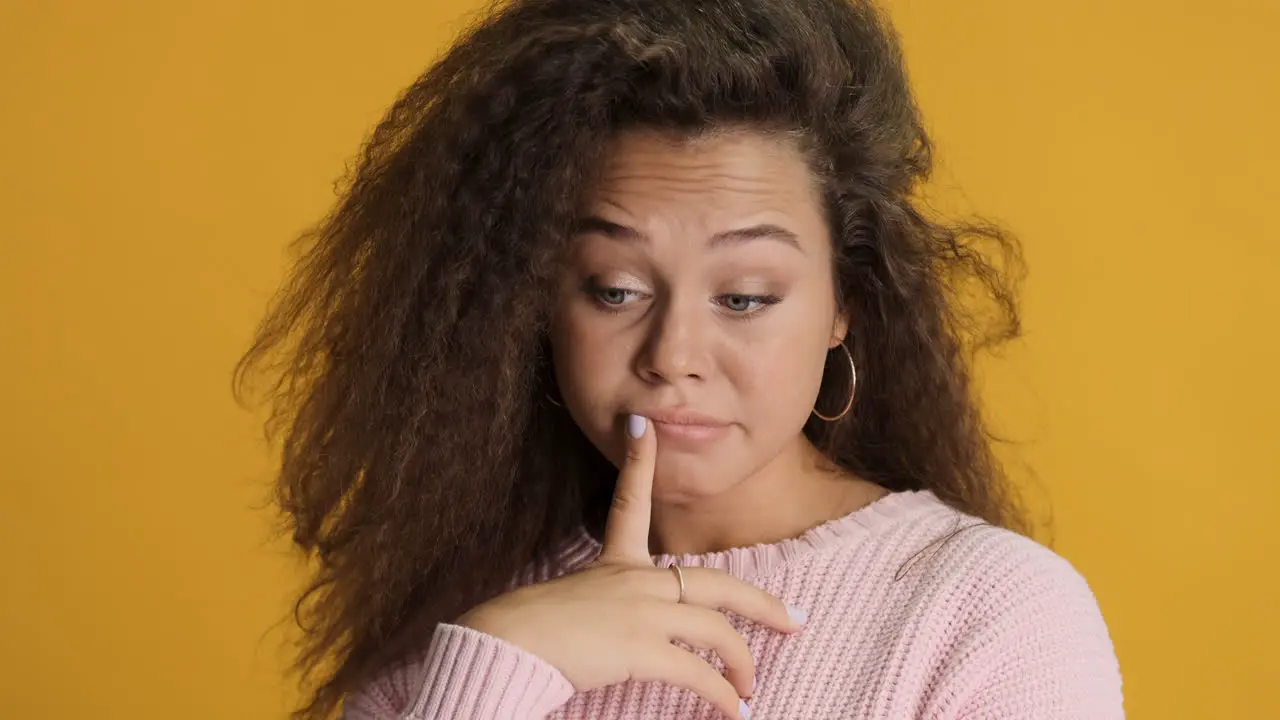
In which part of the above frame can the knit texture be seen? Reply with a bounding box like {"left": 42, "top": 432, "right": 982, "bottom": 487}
{"left": 344, "top": 491, "right": 1124, "bottom": 719}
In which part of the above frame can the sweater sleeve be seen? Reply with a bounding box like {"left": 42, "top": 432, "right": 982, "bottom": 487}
{"left": 343, "top": 624, "right": 576, "bottom": 720}
{"left": 941, "top": 540, "right": 1125, "bottom": 720}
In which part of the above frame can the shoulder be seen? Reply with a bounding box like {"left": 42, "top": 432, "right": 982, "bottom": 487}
{"left": 871, "top": 497, "right": 1113, "bottom": 654}
{"left": 875, "top": 500, "right": 1125, "bottom": 717}
{"left": 914, "top": 513, "right": 1105, "bottom": 624}
{"left": 836, "top": 492, "right": 1107, "bottom": 621}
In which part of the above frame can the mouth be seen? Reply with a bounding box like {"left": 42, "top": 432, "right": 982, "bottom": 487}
{"left": 634, "top": 408, "right": 732, "bottom": 444}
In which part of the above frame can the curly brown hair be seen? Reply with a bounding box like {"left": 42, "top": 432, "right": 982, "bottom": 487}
{"left": 234, "top": 0, "right": 1027, "bottom": 717}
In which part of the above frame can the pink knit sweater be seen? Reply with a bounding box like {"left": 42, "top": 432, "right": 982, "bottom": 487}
{"left": 344, "top": 491, "right": 1123, "bottom": 719}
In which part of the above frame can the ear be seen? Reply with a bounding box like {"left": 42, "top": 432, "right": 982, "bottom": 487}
{"left": 829, "top": 309, "right": 850, "bottom": 349}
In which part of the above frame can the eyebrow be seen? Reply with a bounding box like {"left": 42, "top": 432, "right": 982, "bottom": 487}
{"left": 573, "top": 216, "right": 803, "bottom": 252}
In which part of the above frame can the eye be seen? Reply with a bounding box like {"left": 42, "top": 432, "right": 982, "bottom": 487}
{"left": 584, "top": 280, "right": 646, "bottom": 311}
{"left": 718, "top": 294, "right": 778, "bottom": 314}
{"left": 597, "top": 287, "right": 632, "bottom": 306}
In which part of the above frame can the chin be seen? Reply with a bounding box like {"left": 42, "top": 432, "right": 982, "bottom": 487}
{"left": 651, "top": 453, "right": 739, "bottom": 502}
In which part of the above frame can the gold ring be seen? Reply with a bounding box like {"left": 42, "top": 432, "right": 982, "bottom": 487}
{"left": 670, "top": 564, "right": 686, "bottom": 604}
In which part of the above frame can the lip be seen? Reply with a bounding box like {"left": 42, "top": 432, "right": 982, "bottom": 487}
{"left": 634, "top": 407, "right": 732, "bottom": 444}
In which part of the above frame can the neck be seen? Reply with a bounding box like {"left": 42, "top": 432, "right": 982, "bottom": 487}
{"left": 649, "top": 437, "right": 887, "bottom": 556}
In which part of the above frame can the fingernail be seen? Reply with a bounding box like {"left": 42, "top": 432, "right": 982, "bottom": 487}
{"left": 627, "top": 414, "right": 647, "bottom": 439}
{"left": 739, "top": 699, "right": 751, "bottom": 720}
{"left": 787, "top": 605, "right": 808, "bottom": 626}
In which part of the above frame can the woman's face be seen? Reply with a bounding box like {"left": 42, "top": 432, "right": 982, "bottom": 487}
{"left": 551, "top": 129, "right": 847, "bottom": 501}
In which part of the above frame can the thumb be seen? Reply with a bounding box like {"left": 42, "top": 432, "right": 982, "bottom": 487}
{"left": 600, "top": 414, "right": 657, "bottom": 564}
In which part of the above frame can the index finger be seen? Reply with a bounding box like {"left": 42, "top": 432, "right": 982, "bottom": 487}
{"left": 599, "top": 414, "right": 656, "bottom": 564}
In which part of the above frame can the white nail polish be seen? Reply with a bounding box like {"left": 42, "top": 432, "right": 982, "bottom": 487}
{"left": 627, "top": 414, "right": 647, "bottom": 439}
{"left": 787, "top": 605, "right": 808, "bottom": 626}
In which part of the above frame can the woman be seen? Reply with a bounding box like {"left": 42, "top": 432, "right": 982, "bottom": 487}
{"left": 237, "top": 0, "right": 1124, "bottom": 718}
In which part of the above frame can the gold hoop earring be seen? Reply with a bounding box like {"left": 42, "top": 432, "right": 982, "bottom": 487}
{"left": 812, "top": 343, "right": 856, "bottom": 422}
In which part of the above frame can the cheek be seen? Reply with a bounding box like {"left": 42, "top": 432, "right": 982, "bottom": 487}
{"left": 729, "top": 340, "right": 828, "bottom": 431}
{"left": 551, "top": 305, "right": 632, "bottom": 425}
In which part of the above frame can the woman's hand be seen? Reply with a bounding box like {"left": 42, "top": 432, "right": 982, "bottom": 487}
{"left": 456, "top": 414, "right": 803, "bottom": 719}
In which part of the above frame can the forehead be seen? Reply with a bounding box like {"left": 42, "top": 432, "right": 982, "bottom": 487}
{"left": 589, "top": 129, "right": 826, "bottom": 228}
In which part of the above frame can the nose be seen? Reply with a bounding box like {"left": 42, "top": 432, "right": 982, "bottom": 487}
{"left": 634, "top": 294, "right": 709, "bottom": 385}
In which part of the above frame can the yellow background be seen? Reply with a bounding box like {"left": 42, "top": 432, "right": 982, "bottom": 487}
{"left": 2, "top": 0, "right": 1276, "bottom": 717}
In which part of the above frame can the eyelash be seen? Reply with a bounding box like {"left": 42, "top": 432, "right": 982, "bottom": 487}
{"left": 586, "top": 284, "right": 781, "bottom": 318}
